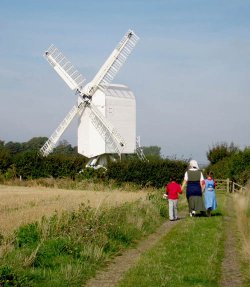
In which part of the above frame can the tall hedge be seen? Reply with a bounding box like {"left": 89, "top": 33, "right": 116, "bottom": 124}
{"left": 106, "top": 158, "right": 187, "bottom": 188}
{"left": 13, "top": 151, "right": 87, "bottom": 179}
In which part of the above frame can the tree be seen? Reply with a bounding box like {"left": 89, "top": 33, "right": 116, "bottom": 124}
{"left": 143, "top": 146, "right": 161, "bottom": 160}
{"left": 52, "top": 140, "right": 77, "bottom": 155}
{"left": 5, "top": 141, "right": 24, "bottom": 155}
{"left": 0, "top": 145, "right": 11, "bottom": 173}
{"left": 23, "top": 137, "right": 48, "bottom": 152}
{"left": 14, "top": 151, "right": 47, "bottom": 179}
{"left": 206, "top": 142, "right": 239, "bottom": 165}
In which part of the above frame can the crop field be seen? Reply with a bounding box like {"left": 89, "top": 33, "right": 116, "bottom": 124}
{"left": 0, "top": 184, "right": 147, "bottom": 236}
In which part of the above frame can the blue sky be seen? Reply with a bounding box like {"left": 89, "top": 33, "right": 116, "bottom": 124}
{"left": 1, "top": 0, "right": 250, "bottom": 164}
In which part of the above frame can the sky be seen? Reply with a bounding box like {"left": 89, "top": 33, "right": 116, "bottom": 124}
{"left": 1, "top": 0, "right": 250, "bottom": 164}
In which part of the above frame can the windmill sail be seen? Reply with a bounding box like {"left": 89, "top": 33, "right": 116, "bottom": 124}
{"left": 40, "top": 29, "right": 138, "bottom": 158}
{"left": 88, "top": 30, "right": 139, "bottom": 95}
{"left": 87, "top": 102, "right": 126, "bottom": 156}
{"left": 44, "top": 45, "right": 85, "bottom": 91}
{"left": 40, "top": 104, "right": 84, "bottom": 156}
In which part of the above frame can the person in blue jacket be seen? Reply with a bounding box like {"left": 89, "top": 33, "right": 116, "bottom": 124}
{"left": 204, "top": 171, "right": 217, "bottom": 216}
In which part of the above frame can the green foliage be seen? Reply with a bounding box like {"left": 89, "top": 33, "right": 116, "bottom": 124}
{"left": 15, "top": 223, "right": 40, "bottom": 247}
{"left": 44, "top": 154, "right": 86, "bottom": 179}
{"left": 52, "top": 140, "right": 78, "bottom": 155}
{"left": 4, "top": 141, "right": 24, "bottom": 155}
{"left": 76, "top": 167, "right": 107, "bottom": 181}
{"left": 107, "top": 158, "right": 187, "bottom": 188}
{"left": 23, "top": 137, "right": 48, "bottom": 152}
{"left": 14, "top": 151, "right": 47, "bottom": 179}
{"left": 34, "top": 237, "right": 72, "bottom": 268}
{"left": 4, "top": 164, "right": 17, "bottom": 180}
{"left": 12, "top": 151, "right": 86, "bottom": 179}
{"left": 206, "top": 142, "right": 239, "bottom": 164}
{"left": 0, "top": 138, "right": 188, "bottom": 186}
{"left": 1, "top": 193, "right": 167, "bottom": 286}
{"left": 143, "top": 145, "right": 161, "bottom": 160}
{"left": 207, "top": 146, "right": 250, "bottom": 185}
{"left": 0, "top": 137, "right": 87, "bottom": 180}
{"left": 147, "top": 190, "right": 168, "bottom": 218}
{"left": 0, "top": 146, "right": 12, "bottom": 173}
{"left": 0, "top": 265, "right": 20, "bottom": 287}
{"left": 4, "top": 137, "right": 48, "bottom": 155}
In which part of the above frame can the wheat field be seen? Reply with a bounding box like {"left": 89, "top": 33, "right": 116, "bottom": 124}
{"left": 0, "top": 184, "right": 147, "bottom": 236}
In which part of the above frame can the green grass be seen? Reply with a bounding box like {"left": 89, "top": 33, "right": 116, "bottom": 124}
{"left": 0, "top": 191, "right": 169, "bottom": 286}
{"left": 0, "top": 190, "right": 230, "bottom": 287}
{"left": 118, "top": 193, "right": 227, "bottom": 287}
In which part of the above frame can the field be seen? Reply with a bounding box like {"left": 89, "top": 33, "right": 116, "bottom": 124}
{"left": 0, "top": 184, "right": 147, "bottom": 236}
{"left": 0, "top": 183, "right": 249, "bottom": 287}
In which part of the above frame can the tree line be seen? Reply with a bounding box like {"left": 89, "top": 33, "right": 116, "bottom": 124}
{"left": 0, "top": 137, "right": 249, "bottom": 187}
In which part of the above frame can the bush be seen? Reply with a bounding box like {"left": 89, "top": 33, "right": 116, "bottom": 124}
{"left": 15, "top": 223, "right": 40, "bottom": 247}
{"left": 106, "top": 158, "right": 187, "bottom": 188}
{"left": 206, "top": 142, "right": 239, "bottom": 165}
{"left": 207, "top": 147, "right": 250, "bottom": 185}
{"left": 0, "top": 265, "right": 19, "bottom": 286}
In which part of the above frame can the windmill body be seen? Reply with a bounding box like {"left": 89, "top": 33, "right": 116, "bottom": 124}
{"left": 40, "top": 30, "right": 141, "bottom": 165}
{"left": 78, "top": 84, "right": 136, "bottom": 158}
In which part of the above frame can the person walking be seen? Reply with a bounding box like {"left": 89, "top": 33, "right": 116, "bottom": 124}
{"left": 181, "top": 159, "right": 206, "bottom": 217}
{"left": 165, "top": 177, "right": 182, "bottom": 221}
{"left": 204, "top": 171, "right": 217, "bottom": 216}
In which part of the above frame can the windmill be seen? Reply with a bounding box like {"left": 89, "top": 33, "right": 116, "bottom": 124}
{"left": 40, "top": 30, "right": 144, "bottom": 167}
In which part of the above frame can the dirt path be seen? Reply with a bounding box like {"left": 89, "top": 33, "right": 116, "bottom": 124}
{"left": 86, "top": 196, "right": 243, "bottom": 287}
{"left": 220, "top": 196, "right": 243, "bottom": 287}
{"left": 85, "top": 214, "right": 185, "bottom": 287}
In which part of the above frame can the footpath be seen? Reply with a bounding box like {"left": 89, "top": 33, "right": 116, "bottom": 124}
{"left": 220, "top": 196, "right": 243, "bottom": 287}
{"left": 85, "top": 196, "right": 243, "bottom": 287}
{"left": 85, "top": 214, "right": 184, "bottom": 287}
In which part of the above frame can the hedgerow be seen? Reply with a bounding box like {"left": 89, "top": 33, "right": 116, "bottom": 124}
{"left": 106, "top": 158, "right": 187, "bottom": 188}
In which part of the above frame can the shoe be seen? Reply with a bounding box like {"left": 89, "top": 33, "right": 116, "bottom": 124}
{"left": 192, "top": 210, "right": 196, "bottom": 216}
{"left": 190, "top": 212, "right": 193, "bottom": 217}
{"left": 207, "top": 209, "right": 211, "bottom": 217}
{"left": 170, "top": 219, "right": 175, "bottom": 221}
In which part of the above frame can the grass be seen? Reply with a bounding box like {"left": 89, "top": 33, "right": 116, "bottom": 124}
{"left": 118, "top": 192, "right": 227, "bottom": 287}
{"left": 233, "top": 182, "right": 250, "bottom": 286}
{"left": 0, "top": 184, "right": 147, "bottom": 236}
{"left": 1, "top": 180, "right": 247, "bottom": 287}
{"left": 0, "top": 189, "right": 168, "bottom": 286}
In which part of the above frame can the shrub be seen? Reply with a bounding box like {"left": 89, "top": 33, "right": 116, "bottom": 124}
{"left": 15, "top": 223, "right": 40, "bottom": 247}
{"left": 106, "top": 158, "right": 187, "bottom": 188}
{"left": 206, "top": 142, "right": 239, "bottom": 165}
{"left": 207, "top": 147, "right": 250, "bottom": 185}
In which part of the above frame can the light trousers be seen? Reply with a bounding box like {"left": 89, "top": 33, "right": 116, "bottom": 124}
{"left": 168, "top": 199, "right": 178, "bottom": 220}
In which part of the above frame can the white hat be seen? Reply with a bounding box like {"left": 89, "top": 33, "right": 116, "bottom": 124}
{"left": 189, "top": 160, "right": 199, "bottom": 169}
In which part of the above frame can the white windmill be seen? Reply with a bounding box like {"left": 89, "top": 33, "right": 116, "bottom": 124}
{"left": 40, "top": 30, "right": 145, "bottom": 167}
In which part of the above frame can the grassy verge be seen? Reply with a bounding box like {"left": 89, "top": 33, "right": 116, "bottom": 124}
{"left": 0, "top": 189, "right": 169, "bottom": 286}
{"left": 0, "top": 184, "right": 148, "bottom": 236}
{"left": 233, "top": 184, "right": 250, "bottom": 287}
{"left": 118, "top": 192, "right": 227, "bottom": 287}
